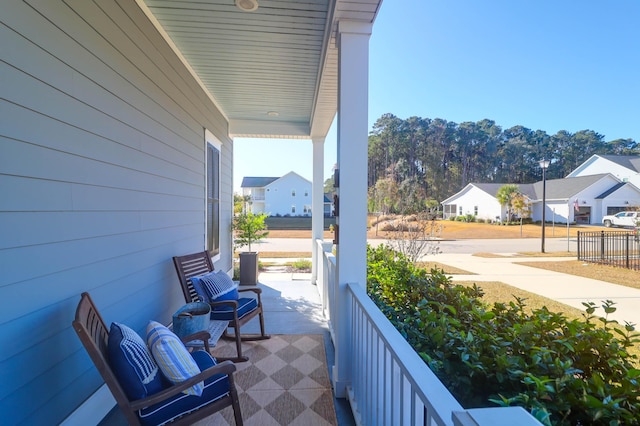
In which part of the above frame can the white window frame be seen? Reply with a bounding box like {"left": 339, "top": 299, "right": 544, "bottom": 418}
{"left": 205, "top": 129, "right": 221, "bottom": 261}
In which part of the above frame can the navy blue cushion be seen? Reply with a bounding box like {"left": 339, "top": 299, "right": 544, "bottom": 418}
{"left": 189, "top": 276, "right": 209, "bottom": 303}
{"left": 108, "top": 323, "right": 164, "bottom": 400}
{"left": 192, "top": 271, "right": 239, "bottom": 302}
{"left": 210, "top": 297, "right": 258, "bottom": 321}
{"left": 137, "top": 350, "right": 230, "bottom": 426}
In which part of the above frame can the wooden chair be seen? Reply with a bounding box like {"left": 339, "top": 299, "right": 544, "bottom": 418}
{"left": 173, "top": 251, "right": 270, "bottom": 362}
{"left": 72, "top": 292, "right": 243, "bottom": 425}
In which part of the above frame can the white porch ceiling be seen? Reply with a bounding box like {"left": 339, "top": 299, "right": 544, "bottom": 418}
{"left": 141, "top": 0, "right": 383, "bottom": 139}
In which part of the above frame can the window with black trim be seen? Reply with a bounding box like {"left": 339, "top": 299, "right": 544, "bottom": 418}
{"left": 206, "top": 133, "right": 220, "bottom": 257}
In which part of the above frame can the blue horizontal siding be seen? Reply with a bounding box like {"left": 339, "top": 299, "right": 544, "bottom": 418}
{"left": 0, "top": 1, "right": 234, "bottom": 424}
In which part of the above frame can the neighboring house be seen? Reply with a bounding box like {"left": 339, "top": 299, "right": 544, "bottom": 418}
{"left": 324, "top": 193, "right": 334, "bottom": 217}
{"left": 441, "top": 183, "right": 507, "bottom": 222}
{"left": 567, "top": 155, "right": 640, "bottom": 189}
{"left": 241, "top": 176, "right": 279, "bottom": 212}
{"left": 242, "top": 172, "right": 312, "bottom": 216}
{"left": 241, "top": 172, "right": 334, "bottom": 217}
{"left": 442, "top": 174, "right": 640, "bottom": 224}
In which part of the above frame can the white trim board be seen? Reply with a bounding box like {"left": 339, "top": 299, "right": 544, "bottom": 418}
{"left": 61, "top": 384, "right": 115, "bottom": 426}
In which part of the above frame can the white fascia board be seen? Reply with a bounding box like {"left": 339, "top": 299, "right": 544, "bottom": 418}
{"left": 229, "top": 119, "right": 311, "bottom": 139}
{"left": 441, "top": 184, "right": 475, "bottom": 204}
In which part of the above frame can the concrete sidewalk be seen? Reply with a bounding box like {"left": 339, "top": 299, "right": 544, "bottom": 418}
{"left": 433, "top": 253, "right": 640, "bottom": 327}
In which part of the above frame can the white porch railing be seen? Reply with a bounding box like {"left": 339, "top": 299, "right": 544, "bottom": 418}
{"left": 347, "top": 282, "right": 462, "bottom": 425}
{"left": 314, "top": 239, "right": 541, "bottom": 426}
{"left": 316, "top": 240, "right": 337, "bottom": 341}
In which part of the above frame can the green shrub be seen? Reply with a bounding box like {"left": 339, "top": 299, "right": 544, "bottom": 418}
{"left": 233, "top": 263, "right": 240, "bottom": 280}
{"left": 290, "top": 258, "right": 311, "bottom": 271}
{"left": 455, "top": 214, "right": 476, "bottom": 223}
{"left": 366, "top": 245, "right": 640, "bottom": 425}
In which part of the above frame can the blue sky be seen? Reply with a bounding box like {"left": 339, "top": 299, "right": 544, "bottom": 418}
{"left": 234, "top": 0, "right": 640, "bottom": 192}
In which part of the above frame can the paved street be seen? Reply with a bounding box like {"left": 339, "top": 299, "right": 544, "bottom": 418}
{"left": 254, "top": 236, "right": 640, "bottom": 329}
{"left": 247, "top": 236, "right": 577, "bottom": 254}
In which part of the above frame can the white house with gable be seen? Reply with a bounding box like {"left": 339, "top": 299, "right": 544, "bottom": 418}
{"left": 567, "top": 155, "right": 640, "bottom": 188}
{"left": 242, "top": 171, "right": 313, "bottom": 216}
{"left": 442, "top": 174, "right": 640, "bottom": 224}
{"left": 441, "top": 183, "right": 507, "bottom": 221}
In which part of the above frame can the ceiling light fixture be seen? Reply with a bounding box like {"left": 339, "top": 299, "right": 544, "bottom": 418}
{"left": 235, "top": 0, "right": 258, "bottom": 12}
{"left": 267, "top": 111, "right": 279, "bottom": 117}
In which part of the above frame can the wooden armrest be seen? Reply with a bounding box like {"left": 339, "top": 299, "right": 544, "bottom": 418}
{"left": 209, "top": 300, "right": 239, "bottom": 308}
{"left": 179, "top": 330, "right": 211, "bottom": 344}
{"left": 180, "top": 330, "right": 212, "bottom": 352}
{"left": 237, "top": 286, "right": 261, "bottom": 294}
{"left": 130, "top": 360, "right": 237, "bottom": 410}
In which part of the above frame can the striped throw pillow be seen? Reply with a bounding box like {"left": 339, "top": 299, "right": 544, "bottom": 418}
{"left": 192, "top": 270, "right": 239, "bottom": 301}
{"left": 108, "top": 322, "right": 163, "bottom": 399}
{"left": 146, "top": 321, "right": 203, "bottom": 396}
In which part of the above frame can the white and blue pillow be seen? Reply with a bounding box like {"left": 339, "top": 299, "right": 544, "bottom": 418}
{"left": 191, "top": 270, "right": 239, "bottom": 302}
{"left": 188, "top": 275, "right": 209, "bottom": 303}
{"left": 146, "top": 321, "right": 203, "bottom": 396}
{"left": 108, "top": 322, "right": 163, "bottom": 400}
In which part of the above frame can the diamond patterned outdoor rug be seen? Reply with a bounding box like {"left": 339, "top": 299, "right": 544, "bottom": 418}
{"left": 196, "top": 334, "right": 337, "bottom": 426}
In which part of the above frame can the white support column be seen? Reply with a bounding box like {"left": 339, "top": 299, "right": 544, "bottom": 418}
{"left": 311, "top": 137, "right": 325, "bottom": 284}
{"left": 333, "top": 20, "right": 372, "bottom": 397}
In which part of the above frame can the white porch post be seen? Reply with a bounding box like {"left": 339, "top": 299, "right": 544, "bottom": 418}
{"left": 333, "top": 20, "right": 372, "bottom": 397}
{"left": 311, "top": 137, "right": 325, "bottom": 284}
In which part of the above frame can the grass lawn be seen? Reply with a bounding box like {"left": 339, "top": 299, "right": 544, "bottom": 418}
{"left": 515, "top": 259, "right": 640, "bottom": 290}
{"left": 267, "top": 218, "right": 608, "bottom": 240}
{"left": 416, "top": 261, "right": 475, "bottom": 275}
{"left": 456, "top": 280, "right": 586, "bottom": 319}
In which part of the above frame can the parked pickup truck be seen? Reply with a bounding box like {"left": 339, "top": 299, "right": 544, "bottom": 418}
{"left": 602, "top": 211, "right": 639, "bottom": 228}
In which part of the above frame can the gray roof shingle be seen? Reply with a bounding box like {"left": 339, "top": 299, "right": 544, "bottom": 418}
{"left": 470, "top": 174, "right": 613, "bottom": 201}
{"left": 240, "top": 176, "right": 279, "bottom": 188}
{"left": 599, "top": 155, "right": 640, "bottom": 173}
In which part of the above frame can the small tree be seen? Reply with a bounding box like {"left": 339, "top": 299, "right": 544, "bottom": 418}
{"left": 233, "top": 193, "right": 251, "bottom": 214}
{"left": 232, "top": 212, "right": 269, "bottom": 252}
{"left": 496, "top": 184, "right": 520, "bottom": 222}
{"left": 512, "top": 193, "right": 531, "bottom": 236}
{"left": 388, "top": 212, "right": 443, "bottom": 263}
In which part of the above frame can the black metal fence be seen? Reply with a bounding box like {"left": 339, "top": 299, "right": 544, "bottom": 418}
{"left": 577, "top": 230, "right": 640, "bottom": 271}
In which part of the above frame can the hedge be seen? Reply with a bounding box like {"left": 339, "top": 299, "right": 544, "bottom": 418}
{"left": 366, "top": 245, "right": 640, "bottom": 425}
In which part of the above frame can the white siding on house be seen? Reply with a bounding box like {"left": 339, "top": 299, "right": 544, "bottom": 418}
{"left": 570, "top": 156, "right": 640, "bottom": 188}
{"left": 600, "top": 185, "right": 640, "bottom": 218}
{"left": 443, "top": 185, "right": 503, "bottom": 221}
{"left": 571, "top": 175, "right": 621, "bottom": 224}
{"left": 534, "top": 201, "right": 571, "bottom": 224}
{"left": 264, "top": 173, "right": 312, "bottom": 216}
{"left": 1, "top": 2, "right": 233, "bottom": 424}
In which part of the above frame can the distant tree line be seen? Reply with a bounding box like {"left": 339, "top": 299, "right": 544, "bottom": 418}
{"left": 367, "top": 113, "right": 638, "bottom": 214}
